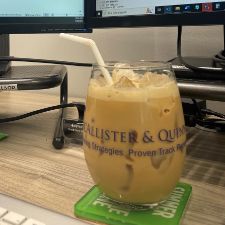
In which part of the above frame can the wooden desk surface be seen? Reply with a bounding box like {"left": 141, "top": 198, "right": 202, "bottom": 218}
{"left": 0, "top": 92, "right": 225, "bottom": 225}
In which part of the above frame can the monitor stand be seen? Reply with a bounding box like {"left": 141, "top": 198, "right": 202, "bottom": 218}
{"left": 0, "top": 34, "right": 69, "bottom": 150}
{"left": 171, "top": 56, "right": 225, "bottom": 80}
{"left": 0, "top": 34, "right": 11, "bottom": 75}
{"left": 172, "top": 25, "right": 225, "bottom": 80}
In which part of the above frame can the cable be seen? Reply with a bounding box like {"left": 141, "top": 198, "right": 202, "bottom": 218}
{"left": 201, "top": 108, "right": 225, "bottom": 119}
{"left": 177, "top": 26, "right": 225, "bottom": 74}
{"left": 196, "top": 107, "right": 225, "bottom": 131}
{"left": 0, "top": 102, "right": 78, "bottom": 123}
{"left": 0, "top": 56, "right": 93, "bottom": 67}
{"left": 213, "top": 50, "right": 225, "bottom": 66}
{"left": 0, "top": 57, "right": 90, "bottom": 124}
{"left": 196, "top": 118, "right": 225, "bottom": 131}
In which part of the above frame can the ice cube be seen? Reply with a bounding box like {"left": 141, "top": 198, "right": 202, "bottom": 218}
{"left": 138, "top": 72, "right": 152, "bottom": 88}
{"left": 142, "top": 72, "right": 170, "bottom": 87}
{"left": 151, "top": 154, "right": 173, "bottom": 172}
{"left": 112, "top": 68, "right": 138, "bottom": 83}
{"left": 95, "top": 75, "right": 107, "bottom": 86}
{"left": 120, "top": 164, "right": 134, "bottom": 191}
{"left": 161, "top": 98, "right": 176, "bottom": 117}
{"left": 151, "top": 155, "right": 167, "bottom": 169}
{"left": 159, "top": 154, "right": 174, "bottom": 173}
{"left": 114, "top": 63, "right": 130, "bottom": 68}
{"left": 114, "top": 76, "right": 137, "bottom": 88}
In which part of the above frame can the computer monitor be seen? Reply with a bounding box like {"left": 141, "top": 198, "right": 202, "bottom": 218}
{"left": 88, "top": 0, "right": 225, "bottom": 81}
{"left": 89, "top": 0, "right": 225, "bottom": 27}
{"left": 0, "top": 0, "right": 90, "bottom": 33}
{"left": 0, "top": 0, "right": 91, "bottom": 73}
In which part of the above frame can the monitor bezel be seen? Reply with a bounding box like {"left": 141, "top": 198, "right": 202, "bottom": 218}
{"left": 88, "top": 11, "right": 225, "bottom": 28}
{"left": 0, "top": 0, "right": 92, "bottom": 34}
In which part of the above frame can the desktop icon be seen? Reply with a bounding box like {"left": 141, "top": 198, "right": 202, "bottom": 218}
{"left": 164, "top": 6, "right": 173, "bottom": 14}
{"left": 96, "top": 11, "right": 102, "bottom": 17}
{"left": 146, "top": 8, "right": 152, "bottom": 14}
{"left": 193, "top": 4, "right": 201, "bottom": 12}
{"left": 202, "top": 3, "right": 213, "bottom": 12}
{"left": 155, "top": 6, "right": 164, "bottom": 14}
{"left": 213, "top": 2, "right": 224, "bottom": 11}
{"left": 174, "top": 5, "right": 182, "bottom": 13}
{"left": 183, "top": 5, "right": 191, "bottom": 12}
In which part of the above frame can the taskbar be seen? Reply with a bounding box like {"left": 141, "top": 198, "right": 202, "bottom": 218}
{"left": 155, "top": 1, "right": 225, "bottom": 14}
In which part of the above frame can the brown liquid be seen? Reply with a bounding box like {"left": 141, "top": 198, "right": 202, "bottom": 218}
{"left": 83, "top": 79, "right": 186, "bottom": 204}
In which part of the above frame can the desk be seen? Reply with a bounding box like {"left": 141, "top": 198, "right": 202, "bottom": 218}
{"left": 0, "top": 92, "right": 225, "bottom": 225}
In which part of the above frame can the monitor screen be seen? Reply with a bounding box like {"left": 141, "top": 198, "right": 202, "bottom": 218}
{"left": 0, "top": 0, "right": 90, "bottom": 33}
{"left": 90, "top": 0, "right": 225, "bottom": 27}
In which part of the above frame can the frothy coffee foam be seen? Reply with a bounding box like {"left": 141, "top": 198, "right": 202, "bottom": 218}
{"left": 89, "top": 69, "right": 179, "bottom": 101}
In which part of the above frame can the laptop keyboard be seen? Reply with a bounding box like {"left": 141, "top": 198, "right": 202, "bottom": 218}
{"left": 0, "top": 207, "right": 45, "bottom": 225}
{"left": 0, "top": 193, "right": 90, "bottom": 225}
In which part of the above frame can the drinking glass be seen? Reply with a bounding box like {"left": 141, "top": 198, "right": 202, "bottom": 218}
{"left": 83, "top": 61, "right": 186, "bottom": 207}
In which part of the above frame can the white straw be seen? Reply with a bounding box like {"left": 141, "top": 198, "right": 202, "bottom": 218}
{"left": 59, "top": 33, "right": 113, "bottom": 85}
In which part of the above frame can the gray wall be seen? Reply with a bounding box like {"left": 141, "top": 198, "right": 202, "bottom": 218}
{"left": 10, "top": 25, "right": 224, "bottom": 112}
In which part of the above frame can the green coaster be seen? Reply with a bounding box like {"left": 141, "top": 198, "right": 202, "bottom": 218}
{"left": 0, "top": 132, "right": 8, "bottom": 141}
{"left": 74, "top": 182, "right": 192, "bottom": 225}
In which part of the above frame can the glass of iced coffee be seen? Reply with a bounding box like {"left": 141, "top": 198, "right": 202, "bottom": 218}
{"left": 83, "top": 61, "right": 186, "bottom": 207}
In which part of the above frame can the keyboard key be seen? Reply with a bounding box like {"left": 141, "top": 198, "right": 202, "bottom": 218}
{"left": 2, "top": 212, "right": 26, "bottom": 225}
{"left": 0, "top": 207, "right": 7, "bottom": 217}
{"left": 0, "top": 221, "right": 13, "bottom": 225}
{"left": 22, "top": 219, "right": 46, "bottom": 225}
